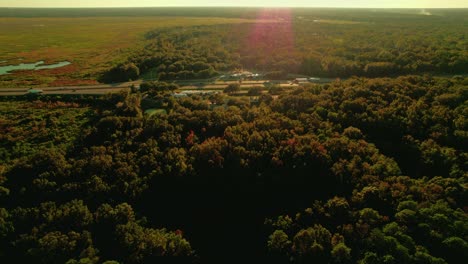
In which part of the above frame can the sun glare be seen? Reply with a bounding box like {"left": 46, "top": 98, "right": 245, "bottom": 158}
{"left": 0, "top": 0, "right": 467, "bottom": 8}
{"left": 241, "top": 9, "right": 296, "bottom": 71}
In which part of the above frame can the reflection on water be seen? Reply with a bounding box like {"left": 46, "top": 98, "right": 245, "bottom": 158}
{"left": 0, "top": 60, "right": 71, "bottom": 75}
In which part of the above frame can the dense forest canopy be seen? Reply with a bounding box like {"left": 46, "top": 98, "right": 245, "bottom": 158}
{"left": 1, "top": 75, "right": 467, "bottom": 263}
{"left": 103, "top": 8, "right": 468, "bottom": 82}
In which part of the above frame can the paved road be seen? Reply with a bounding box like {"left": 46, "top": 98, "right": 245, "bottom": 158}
{"left": 1, "top": 75, "right": 461, "bottom": 96}
{"left": 0, "top": 80, "right": 302, "bottom": 96}
{"left": 0, "top": 80, "right": 144, "bottom": 96}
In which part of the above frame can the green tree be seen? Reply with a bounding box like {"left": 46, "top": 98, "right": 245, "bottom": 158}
{"left": 247, "top": 86, "right": 263, "bottom": 96}
{"left": 441, "top": 237, "right": 468, "bottom": 264}
{"left": 224, "top": 83, "right": 240, "bottom": 94}
{"left": 331, "top": 243, "right": 352, "bottom": 263}
{"left": 116, "top": 222, "right": 192, "bottom": 263}
{"left": 292, "top": 225, "right": 332, "bottom": 260}
{"left": 268, "top": 230, "right": 291, "bottom": 254}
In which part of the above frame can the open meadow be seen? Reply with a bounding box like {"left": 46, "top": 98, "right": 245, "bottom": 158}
{"left": 0, "top": 14, "right": 258, "bottom": 87}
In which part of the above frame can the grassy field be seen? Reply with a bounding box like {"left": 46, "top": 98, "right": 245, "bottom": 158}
{"left": 0, "top": 16, "right": 256, "bottom": 87}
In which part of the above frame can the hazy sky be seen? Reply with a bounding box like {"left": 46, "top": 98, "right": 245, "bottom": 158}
{"left": 0, "top": 0, "right": 466, "bottom": 8}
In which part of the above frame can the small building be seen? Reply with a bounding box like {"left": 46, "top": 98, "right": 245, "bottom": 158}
{"left": 144, "top": 108, "right": 167, "bottom": 116}
{"left": 309, "top": 77, "right": 321, "bottom": 83}
{"left": 294, "top": 78, "right": 309, "bottom": 84}
{"left": 172, "top": 92, "right": 188, "bottom": 98}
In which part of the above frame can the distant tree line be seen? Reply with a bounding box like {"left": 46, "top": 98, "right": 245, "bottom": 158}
{"left": 102, "top": 15, "right": 467, "bottom": 83}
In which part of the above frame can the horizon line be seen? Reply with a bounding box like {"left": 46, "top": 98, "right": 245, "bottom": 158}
{"left": 1, "top": 6, "right": 468, "bottom": 9}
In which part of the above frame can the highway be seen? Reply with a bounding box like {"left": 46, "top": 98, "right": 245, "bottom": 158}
{"left": 0, "top": 80, "right": 143, "bottom": 96}
{"left": 0, "top": 79, "right": 305, "bottom": 96}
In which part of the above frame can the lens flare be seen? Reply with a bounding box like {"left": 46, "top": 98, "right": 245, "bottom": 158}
{"left": 242, "top": 8, "right": 296, "bottom": 71}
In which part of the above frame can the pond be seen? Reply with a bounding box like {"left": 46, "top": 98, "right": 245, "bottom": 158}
{"left": 0, "top": 60, "right": 71, "bottom": 75}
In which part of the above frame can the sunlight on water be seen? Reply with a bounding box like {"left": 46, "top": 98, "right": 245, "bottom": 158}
{"left": 0, "top": 60, "right": 71, "bottom": 75}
